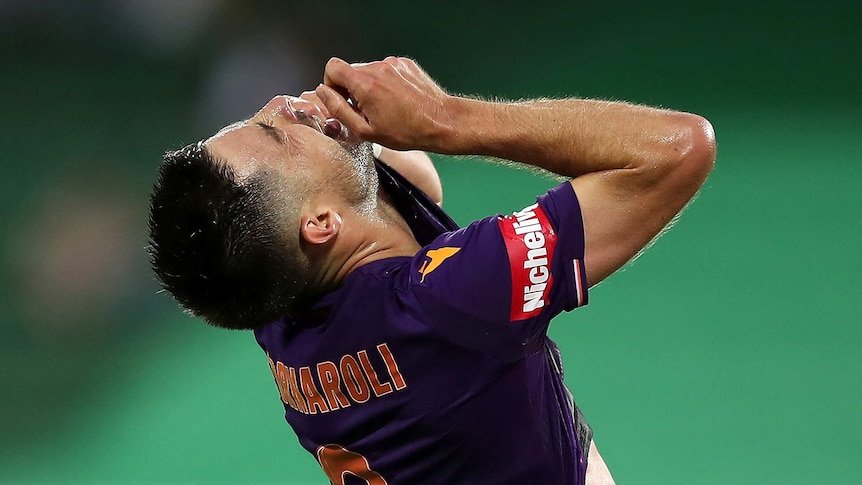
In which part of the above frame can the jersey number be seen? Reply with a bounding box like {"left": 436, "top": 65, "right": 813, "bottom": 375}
{"left": 316, "top": 444, "right": 388, "bottom": 485}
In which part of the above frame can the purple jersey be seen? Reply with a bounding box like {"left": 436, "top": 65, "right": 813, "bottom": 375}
{"left": 254, "top": 174, "right": 592, "bottom": 484}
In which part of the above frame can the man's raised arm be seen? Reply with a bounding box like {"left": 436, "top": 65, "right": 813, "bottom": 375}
{"left": 293, "top": 90, "right": 444, "bottom": 206}
{"left": 316, "top": 56, "right": 716, "bottom": 286}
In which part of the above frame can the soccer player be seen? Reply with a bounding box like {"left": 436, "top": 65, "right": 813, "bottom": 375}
{"left": 148, "top": 56, "right": 715, "bottom": 484}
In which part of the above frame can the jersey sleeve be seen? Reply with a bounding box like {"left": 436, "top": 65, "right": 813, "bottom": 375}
{"left": 408, "top": 182, "right": 589, "bottom": 358}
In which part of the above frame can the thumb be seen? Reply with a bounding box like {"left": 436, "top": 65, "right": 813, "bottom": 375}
{"left": 315, "top": 84, "right": 370, "bottom": 137}
{"left": 322, "top": 57, "right": 355, "bottom": 98}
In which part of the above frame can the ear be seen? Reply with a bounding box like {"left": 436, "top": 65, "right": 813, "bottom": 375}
{"left": 300, "top": 209, "right": 343, "bottom": 245}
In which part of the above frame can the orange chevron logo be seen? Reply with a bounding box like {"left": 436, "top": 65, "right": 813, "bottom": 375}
{"left": 418, "top": 247, "right": 460, "bottom": 283}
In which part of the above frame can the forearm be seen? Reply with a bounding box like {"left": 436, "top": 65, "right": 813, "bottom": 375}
{"left": 318, "top": 56, "right": 716, "bottom": 286}
{"left": 437, "top": 96, "right": 714, "bottom": 285}
{"left": 316, "top": 55, "right": 712, "bottom": 186}
{"left": 436, "top": 97, "right": 711, "bottom": 179}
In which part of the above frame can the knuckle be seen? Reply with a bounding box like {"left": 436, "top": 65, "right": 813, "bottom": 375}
{"left": 369, "top": 60, "right": 390, "bottom": 72}
{"left": 377, "top": 62, "right": 399, "bottom": 76}
{"left": 383, "top": 56, "right": 400, "bottom": 69}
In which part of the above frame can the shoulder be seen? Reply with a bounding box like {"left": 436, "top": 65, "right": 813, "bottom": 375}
{"left": 407, "top": 181, "right": 590, "bottom": 341}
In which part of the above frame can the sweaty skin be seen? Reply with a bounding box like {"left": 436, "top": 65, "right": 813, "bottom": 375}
{"left": 204, "top": 95, "right": 423, "bottom": 295}
{"left": 316, "top": 56, "right": 715, "bottom": 287}
{"left": 295, "top": 89, "right": 444, "bottom": 206}
{"left": 314, "top": 56, "right": 715, "bottom": 485}
{"left": 204, "top": 55, "right": 713, "bottom": 484}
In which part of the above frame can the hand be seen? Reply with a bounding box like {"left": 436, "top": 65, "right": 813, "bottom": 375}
{"left": 293, "top": 90, "right": 330, "bottom": 119}
{"left": 288, "top": 91, "right": 354, "bottom": 143}
{"left": 315, "top": 56, "right": 455, "bottom": 152}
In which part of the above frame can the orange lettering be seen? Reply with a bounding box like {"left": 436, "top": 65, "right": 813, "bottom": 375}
{"left": 317, "top": 361, "right": 351, "bottom": 411}
{"left": 317, "top": 444, "right": 387, "bottom": 485}
{"left": 300, "top": 366, "right": 330, "bottom": 414}
{"left": 287, "top": 366, "right": 309, "bottom": 414}
{"left": 377, "top": 343, "right": 406, "bottom": 390}
{"left": 275, "top": 361, "right": 300, "bottom": 411}
{"left": 340, "top": 355, "right": 371, "bottom": 403}
{"left": 358, "top": 350, "right": 393, "bottom": 397}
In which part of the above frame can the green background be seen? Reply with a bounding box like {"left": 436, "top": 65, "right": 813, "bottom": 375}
{"left": 1, "top": 1, "right": 860, "bottom": 483}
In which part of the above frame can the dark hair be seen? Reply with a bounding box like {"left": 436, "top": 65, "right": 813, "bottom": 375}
{"left": 147, "top": 142, "right": 309, "bottom": 329}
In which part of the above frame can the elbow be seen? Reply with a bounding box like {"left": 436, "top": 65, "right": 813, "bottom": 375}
{"left": 412, "top": 152, "right": 444, "bottom": 206}
{"left": 679, "top": 113, "right": 716, "bottom": 180}
{"left": 684, "top": 114, "right": 717, "bottom": 179}
{"left": 655, "top": 113, "right": 716, "bottom": 190}
{"left": 377, "top": 148, "right": 444, "bottom": 205}
{"left": 426, "top": 182, "right": 444, "bottom": 207}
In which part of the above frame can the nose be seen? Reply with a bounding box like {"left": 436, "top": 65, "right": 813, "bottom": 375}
{"left": 252, "top": 95, "right": 335, "bottom": 136}
{"left": 255, "top": 95, "right": 298, "bottom": 123}
{"left": 260, "top": 94, "right": 329, "bottom": 121}
{"left": 289, "top": 96, "right": 328, "bottom": 121}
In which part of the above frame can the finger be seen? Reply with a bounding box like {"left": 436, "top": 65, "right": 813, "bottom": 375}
{"left": 322, "top": 118, "right": 349, "bottom": 141}
{"left": 294, "top": 92, "right": 330, "bottom": 119}
{"left": 322, "top": 57, "right": 358, "bottom": 100}
{"left": 298, "top": 90, "right": 327, "bottom": 109}
{"left": 315, "top": 84, "right": 370, "bottom": 136}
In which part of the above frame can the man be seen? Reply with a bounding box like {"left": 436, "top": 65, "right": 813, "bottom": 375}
{"left": 148, "top": 56, "right": 715, "bottom": 484}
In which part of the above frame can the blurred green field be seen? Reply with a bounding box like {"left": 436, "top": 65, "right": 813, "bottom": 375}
{"left": 1, "top": 1, "right": 859, "bottom": 484}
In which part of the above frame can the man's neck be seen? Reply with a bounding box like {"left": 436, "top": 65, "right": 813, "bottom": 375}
{"left": 327, "top": 191, "right": 421, "bottom": 287}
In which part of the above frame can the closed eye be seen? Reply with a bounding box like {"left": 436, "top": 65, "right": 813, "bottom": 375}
{"left": 256, "top": 121, "right": 285, "bottom": 143}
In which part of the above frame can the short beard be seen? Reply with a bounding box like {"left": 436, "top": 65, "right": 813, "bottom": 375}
{"left": 335, "top": 140, "right": 378, "bottom": 212}
{"left": 344, "top": 140, "right": 375, "bottom": 172}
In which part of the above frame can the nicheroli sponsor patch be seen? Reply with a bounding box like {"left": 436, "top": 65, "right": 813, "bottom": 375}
{"left": 497, "top": 202, "right": 557, "bottom": 321}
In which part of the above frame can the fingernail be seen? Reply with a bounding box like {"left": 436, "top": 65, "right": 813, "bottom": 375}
{"left": 324, "top": 118, "right": 348, "bottom": 141}
{"left": 316, "top": 84, "right": 327, "bottom": 102}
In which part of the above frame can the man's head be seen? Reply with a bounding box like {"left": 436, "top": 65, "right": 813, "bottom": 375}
{"left": 148, "top": 96, "right": 378, "bottom": 329}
